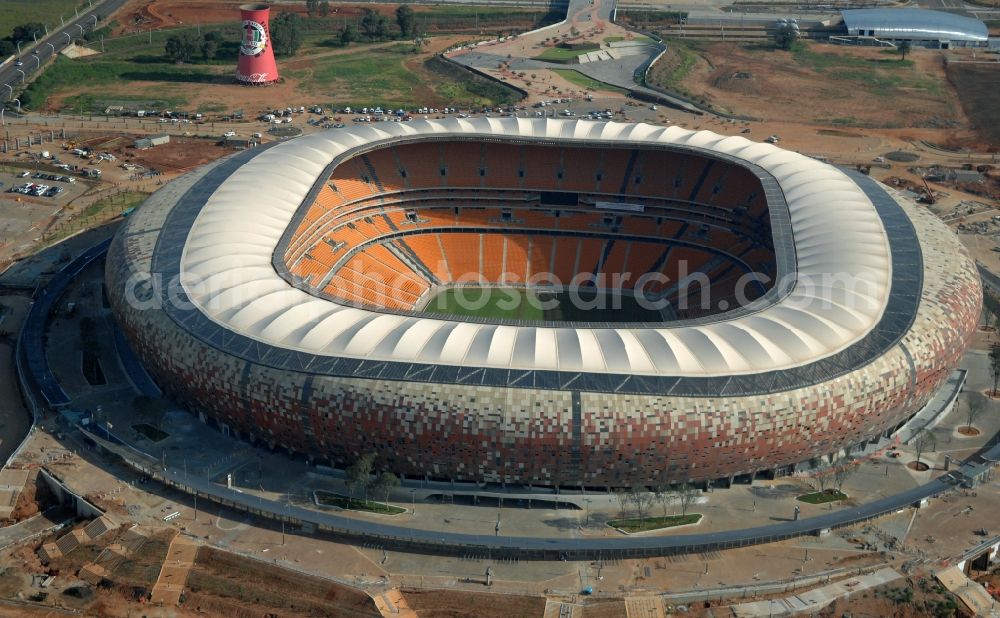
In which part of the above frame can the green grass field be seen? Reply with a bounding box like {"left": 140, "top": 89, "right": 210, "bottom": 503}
{"left": 0, "top": 0, "right": 84, "bottom": 43}
{"left": 421, "top": 287, "right": 666, "bottom": 323}
{"left": 797, "top": 489, "right": 848, "bottom": 504}
{"left": 21, "top": 55, "right": 223, "bottom": 110}
{"left": 534, "top": 45, "right": 600, "bottom": 64}
{"left": 608, "top": 514, "right": 701, "bottom": 533}
{"left": 25, "top": 25, "right": 522, "bottom": 111}
{"left": 550, "top": 69, "right": 629, "bottom": 94}
{"left": 604, "top": 35, "right": 653, "bottom": 44}
{"left": 792, "top": 43, "right": 939, "bottom": 98}
{"left": 314, "top": 490, "right": 405, "bottom": 515}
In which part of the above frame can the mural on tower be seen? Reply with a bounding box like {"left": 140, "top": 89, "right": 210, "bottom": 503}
{"left": 236, "top": 3, "right": 279, "bottom": 84}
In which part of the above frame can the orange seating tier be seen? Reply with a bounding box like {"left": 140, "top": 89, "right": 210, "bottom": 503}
{"left": 551, "top": 237, "right": 580, "bottom": 284}
{"left": 401, "top": 235, "right": 450, "bottom": 282}
{"left": 527, "top": 236, "right": 555, "bottom": 283}
{"left": 481, "top": 234, "right": 505, "bottom": 282}
{"left": 439, "top": 233, "right": 482, "bottom": 283}
{"left": 503, "top": 235, "right": 530, "bottom": 283}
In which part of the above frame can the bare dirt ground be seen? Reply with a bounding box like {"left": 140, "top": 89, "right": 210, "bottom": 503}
{"left": 183, "top": 546, "right": 380, "bottom": 616}
{"left": 667, "top": 42, "right": 961, "bottom": 131}
{"left": 118, "top": 0, "right": 548, "bottom": 32}
{"left": 945, "top": 61, "right": 1000, "bottom": 149}
{"left": 403, "top": 589, "right": 546, "bottom": 617}
{"left": 127, "top": 136, "right": 232, "bottom": 173}
{"left": 118, "top": 0, "right": 295, "bottom": 32}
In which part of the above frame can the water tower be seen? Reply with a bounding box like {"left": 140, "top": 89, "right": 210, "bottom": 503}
{"left": 236, "top": 3, "right": 279, "bottom": 85}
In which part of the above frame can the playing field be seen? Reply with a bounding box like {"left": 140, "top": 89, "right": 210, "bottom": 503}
{"left": 421, "top": 287, "right": 667, "bottom": 323}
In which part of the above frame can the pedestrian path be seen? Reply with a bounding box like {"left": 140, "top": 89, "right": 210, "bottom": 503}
{"left": 727, "top": 567, "right": 902, "bottom": 617}
{"left": 150, "top": 535, "right": 197, "bottom": 605}
{"left": 372, "top": 588, "right": 417, "bottom": 617}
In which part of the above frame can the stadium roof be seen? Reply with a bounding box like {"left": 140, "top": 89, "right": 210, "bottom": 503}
{"left": 176, "top": 118, "right": 893, "bottom": 378}
{"left": 841, "top": 9, "right": 988, "bottom": 42}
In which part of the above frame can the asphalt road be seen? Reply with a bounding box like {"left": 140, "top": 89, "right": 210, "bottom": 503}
{"left": 1, "top": 0, "right": 129, "bottom": 104}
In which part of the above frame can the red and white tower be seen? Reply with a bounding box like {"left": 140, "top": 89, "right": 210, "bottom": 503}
{"left": 236, "top": 3, "right": 279, "bottom": 85}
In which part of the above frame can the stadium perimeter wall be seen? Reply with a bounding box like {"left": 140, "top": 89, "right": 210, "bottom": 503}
{"left": 103, "top": 145, "right": 981, "bottom": 489}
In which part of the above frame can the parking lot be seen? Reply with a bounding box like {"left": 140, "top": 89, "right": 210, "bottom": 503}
{"left": 0, "top": 167, "right": 92, "bottom": 258}
{"left": 6, "top": 170, "right": 80, "bottom": 199}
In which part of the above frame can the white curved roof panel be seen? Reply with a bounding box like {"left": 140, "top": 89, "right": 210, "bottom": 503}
{"left": 177, "top": 118, "right": 891, "bottom": 377}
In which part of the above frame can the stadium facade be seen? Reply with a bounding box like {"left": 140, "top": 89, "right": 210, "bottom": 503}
{"left": 106, "top": 119, "right": 980, "bottom": 488}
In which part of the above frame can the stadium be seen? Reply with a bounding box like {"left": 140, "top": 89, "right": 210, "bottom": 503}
{"left": 106, "top": 118, "right": 980, "bottom": 489}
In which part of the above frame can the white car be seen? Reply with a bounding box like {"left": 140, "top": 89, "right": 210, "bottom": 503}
{"left": 15, "top": 60, "right": 23, "bottom": 66}
{"left": 223, "top": 130, "right": 236, "bottom": 137}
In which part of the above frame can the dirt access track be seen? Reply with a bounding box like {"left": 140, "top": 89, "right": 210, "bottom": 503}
{"left": 119, "top": 0, "right": 479, "bottom": 32}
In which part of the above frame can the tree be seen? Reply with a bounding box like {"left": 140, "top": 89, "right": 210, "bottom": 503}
{"left": 411, "top": 27, "right": 428, "bottom": 53}
{"left": 914, "top": 430, "right": 936, "bottom": 467}
{"left": 395, "top": 4, "right": 415, "bottom": 38}
{"left": 653, "top": 481, "right": 671, "bottom": 517}
{"left": 613, "top": 488, "right": 629, "bottom": 520}
{"left": 773, "top": 23, "right": 799, "bottom": 51}
{"left": 898, "top": 40, "right": 912, "bottom": 62}
{"left": 990, "top": 342, "right": 1000, "bottom": 397}
{"left": 319, "top": 0, "right": 331, "bottom": 18}
{"left": 966, "top": 394, "right": 986, "bottom": 432}
{"left": 164, "top": 31, "right": 200, "bottom": 63}
{"left": 339, "top": 24, "right": 357, "bottom": 47}
{"left": 833, "top": 459, "right": 858, "bottom": 493}
{"left": 270, "top": 11, "right": 303, "bottom": 56}
{"left": 374, "top": 471, "right": 400, "bottom": 506}
{"left": 628, "top": 485, "right": 654, "bottom": 525}
{"left": 345, "top": 453, "right": 376, "bottom": 500}
{"left": 361, "top": 8, "right": 389, "bottom": 41}
{"left": 200, "top": 33, "right": 220, "bottom": 61}
{"left": 305, "top": 0, "right": 319, "bottom": 18}
{"left": 677, "top": 484, "right": 699, "bottom": 517}
{"left": 12, "top": 22, "right": 45, "bottom": 43}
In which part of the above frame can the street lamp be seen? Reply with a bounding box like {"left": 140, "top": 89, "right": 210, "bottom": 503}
{"left": 15, "top": 69, "right": 25, "bottom": 83}
{"left": 46, "top": 42, "right": 56, "bottom": 55}
{"left": 2, "top": 84, "right": 12, "bottom": 101}
{"left": 15, "top": 41, "right": 22, "bottom": 55}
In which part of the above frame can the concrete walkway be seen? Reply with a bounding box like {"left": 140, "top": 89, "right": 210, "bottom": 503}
{"left": 727, "top": 567, "right": 902, "bottom": 617}
{"left": 372, "top": 589, "right": 417, "bottom": 617}
{"left": 150, "top": 534, "right": 197, "bottom": 606}
{"left": 936, "top": 565, "right": 1000, "bottom": 618}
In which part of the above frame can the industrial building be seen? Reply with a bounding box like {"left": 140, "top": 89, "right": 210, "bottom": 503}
{"left": 133, "top": 134, "right": 170, "bottom": 149}
{"left": 840, "top": 8, "right": 989, "bottom": 48}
